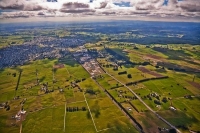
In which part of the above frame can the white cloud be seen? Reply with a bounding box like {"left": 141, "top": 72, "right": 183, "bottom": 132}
{"left": 0, "top": 0, "right": 199, "bottom": 20}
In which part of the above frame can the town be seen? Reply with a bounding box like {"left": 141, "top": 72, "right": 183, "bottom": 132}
{"left": 0, "top": 37, "right": 85, "bottom": 68}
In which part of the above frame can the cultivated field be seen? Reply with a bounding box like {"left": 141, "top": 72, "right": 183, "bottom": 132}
{"left": 0, "top": 56, "right": 138, "bottom": 133}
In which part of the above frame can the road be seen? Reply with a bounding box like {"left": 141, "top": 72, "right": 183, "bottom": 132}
{"left": 92, "top": 78, "right": 143, "bottom": 133}
{"left": 79, "top": 57, "right": 181, "bottom": 132}
{"left": 63, "top": 102, "right": 66, "bottom": 132}
{"left": 83, "top": 93, "right": 98, "bottom": 132}
{"left": 20, "top": 123, "right": 22, "bottom": 133}
{"left": 106, "top": 72, "right": 182, "bottom": 133}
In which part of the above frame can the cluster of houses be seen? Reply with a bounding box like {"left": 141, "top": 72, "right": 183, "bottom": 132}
{"left": 73, "top": 46, "right": 104, "bottom": 76}
{"left": 0, "top": 37, "right": 85, "bottom": 69}
{"left": 0, "top": 102, "right": 10, "bottom": 111}
{"left": 40, "top": 82, "right": 52, "bottom": 93}
{"left": 15, "top": 109, "right": 26, "bottom": 121}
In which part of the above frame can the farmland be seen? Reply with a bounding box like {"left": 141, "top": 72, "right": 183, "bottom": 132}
{"left": 0, "top": 56, "right": 138, "bottom": 133}
{"left": 92, "top": 42, "right": 200, "bottom": 133}
{"left": 0, "top": 21, "right": 200, "bottom": 133}
{"left": 1, "top": 41, "right": 200, "bottom": 133}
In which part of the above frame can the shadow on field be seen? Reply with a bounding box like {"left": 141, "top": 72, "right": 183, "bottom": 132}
{"left": 0, "top": 68, "right": 5, "bottom": 74}
{"left": 104, "top": 120, "right": 136, "bottom": 133}
{"left": 58, "top": 57, "right": 78, "bottom": 67}
{"left": 40, "top": 76, "right": 46, "bottom": 82}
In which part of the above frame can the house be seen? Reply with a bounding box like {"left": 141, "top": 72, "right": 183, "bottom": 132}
{"left": 15, "top": 109, "right": 26, "bottom": 120}
{"left": 169, "top": 106, "right": 176, "bottom": 111}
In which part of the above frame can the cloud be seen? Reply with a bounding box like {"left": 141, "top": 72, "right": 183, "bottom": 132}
{"left": 178, "top": 0, "right": 200, "bottom": 12}
{"left": 0, "top": 0, "right": 25, "bottom": 10}
{"left": 37, "top": 11, "right": 45, "bottom": 15}
{"left": 60, "top": 8, "right": 95, "bottom": 13}
{"left": 3, "top": 11, "right": 34, "bottom": 18}
{"left": 62, "top": 2, "right": 89, "bottom": 9}
{"left": 99, "top": 2, "right": 108, "bottom": 9}
{"left": 23, "top": 4, "right": 44, "bottom": 11}
{"left": 0, "top": 0, "right": 199, "bottom": 20}
{"left": 60, "top": 2, "right": 95, "bottom": 13}
{"left": 0, "top": 0, "right": 45, "bottom": 11}
{"left": 130, "top": 0, "right": 164, "bottom": 10}
{"left": 100, "top": 11, "right": 116, "bottom": 15}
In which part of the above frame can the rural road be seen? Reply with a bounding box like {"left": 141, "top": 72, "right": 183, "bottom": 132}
{"left": 63, "top": 102, "right": 66, "bottom": 132}
{"left": 20, "top": 123, "right": 22, "bottom": 133}
{"left": 105, "top": 72, "right": 182, "bottom": 133}
{"left": 92, "top": 78, "right": 144, "bottom": 133}
{"left": 83, "top": 93, "right": 98, "bottom": 132}
{"left": 79, "top": 57, "right": 181, "bottom": 133}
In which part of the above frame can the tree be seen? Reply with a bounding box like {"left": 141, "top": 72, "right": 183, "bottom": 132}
{"left": 169, "top": 128, "right": 177, "bottom": 133}
{"left": 86, "top": 111, "right": 91, "bottom": 119}
{"left": 162, "top": 97, "right": 168, "bottom": 103}
{"left": 156, "top": 95, "right": 160, "bottom": 100}
{"left": 86, "top": 88, "right": 95, "bottom": 95}
{"left": 82, "top": 107, "right": 86, "bottom": 111}
{"left": 154, "top": 100, "right": 161, "bottom": 105}
{"left": 127, "top": 74, "right": 132, "bottom": 78}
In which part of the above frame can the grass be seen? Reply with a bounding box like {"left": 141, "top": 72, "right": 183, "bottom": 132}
{"left": 134, "top": 111, "right": 170, "bottom": 133}
{"left": 130, "top": 100, "right": 148, "bottom": 112}
{"left": 1, "top": 43, "right": 200, "bottom": 133}
{"left": 87, "top": 97, "right": 133, "bottom": 131}
{"left": 171, "top": 97, "right": 200, "bottom": 131}
{"left": 100, "top": 64, "right": 156, "bottom": 84}
{"left": 0, "top": 55, "right": 140, "bottom": 133}
{"left": 142, "top": 78, "right": 193, "bottom": 98}
{"left": 0, "top": 35, "right": 25, "bottom": 48}
{"left": 95, "top": 44, "right": 200, "bottom": 132}
{"left": 23, "top": 105, "right": 64, "bottom": 133}
{"left": 158, "top": 109, "right": 199, "bottom": 131}
{"left": 0, "top": 68, "right": 18, "bottom": 102}
{"left": 96, "top": 73, "right": 171, "bottom": 132}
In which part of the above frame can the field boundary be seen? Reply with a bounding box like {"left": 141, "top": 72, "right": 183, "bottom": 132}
{"left": 92, "top": 78, "right": 143, "bottom": 133}
{"left": 106, "top": 72, "right": 181, "bottom": 133}
{"left": 125, "top": 76, "right": 168, "bottom": 86}
{"left": 63, "top": 102, "right": 66, "bottom": 132}
{"left": 83, "top": 93, "right": 98, "bottom": 132}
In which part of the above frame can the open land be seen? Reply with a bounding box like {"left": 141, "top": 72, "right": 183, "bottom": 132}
{"left": 0, "top": 21, "right": 200, "bottom": 133}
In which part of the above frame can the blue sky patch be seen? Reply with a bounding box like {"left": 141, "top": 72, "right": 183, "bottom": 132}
{"left": 114, "top": 2, "right": 131, "bottom": 7}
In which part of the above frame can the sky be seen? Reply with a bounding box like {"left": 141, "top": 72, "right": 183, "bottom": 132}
{"left": 0, "top": 0, "right": 199, "bottom": 22}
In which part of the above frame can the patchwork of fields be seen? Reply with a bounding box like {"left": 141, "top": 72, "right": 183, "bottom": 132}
{"left": 0, "top": 56, "right": 138, "bottom": 133}
{"left": 0, "top": 43, "right": 200, "bottom": 133}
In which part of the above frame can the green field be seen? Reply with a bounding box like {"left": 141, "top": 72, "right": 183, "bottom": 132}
{"left": 0, "top": 56, "right": 138, "bottom": 133}
{"left": 1, "top": 42, "right": 200, "bottom": 133}
{"left": 94, "top": 43, "right": 200, "bottom": 132}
